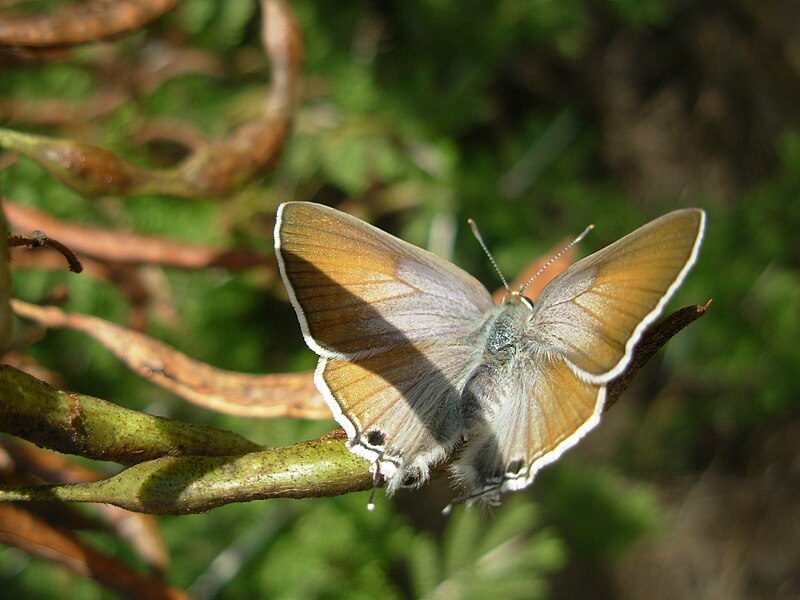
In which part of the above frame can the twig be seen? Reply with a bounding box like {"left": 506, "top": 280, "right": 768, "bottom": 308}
{"left": 605, "top": 302, "right": 710, "bottom": 409}
{"left": 0, "top": 365, "right": 261, "bottom": 464}
{"left": 9, "top": 230, "right": 83, "bottom": 273}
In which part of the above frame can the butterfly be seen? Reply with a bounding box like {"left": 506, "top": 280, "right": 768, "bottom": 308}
{"left": 274, "top": 202, "right": 705, "bottom": 507}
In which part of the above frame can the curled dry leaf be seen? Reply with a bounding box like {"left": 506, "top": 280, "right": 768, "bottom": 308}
{"left": 0, "top": 0, "right": 302, "bottom": 199}
{"left": 0, "top": 504, "right": 188, "bottom": 600}
{"left": 0, "top": 0, "right": 179, "bottom": 47}
{"left": 167, "top": 0, "right": 304, "bottom": 196}
{"left": 11, "top": 300, "right": 330, "bottom": 419}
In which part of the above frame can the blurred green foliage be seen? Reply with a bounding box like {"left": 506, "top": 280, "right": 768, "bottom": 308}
{"left": 2, "top": 0, "right": 799, "bottom": 598}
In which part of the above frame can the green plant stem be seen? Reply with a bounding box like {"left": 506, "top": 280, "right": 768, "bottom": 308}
{"left": 0, "top": 434, "right": 371, "bottom": 514}
{"left": 0, "top": 365, "right": 261, "bottom": 463}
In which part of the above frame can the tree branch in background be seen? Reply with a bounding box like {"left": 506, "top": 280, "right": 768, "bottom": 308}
{"left": 3, "top": 201, "right": 272, "bottom": 271}
{"left": 2, "top": 438, "right": 169, "bottom": 572}
{"left": 0, "top": 504, "right": 188, "bottom": 600}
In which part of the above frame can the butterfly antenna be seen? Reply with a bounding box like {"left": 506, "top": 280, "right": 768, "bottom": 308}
{"left": 519, "top": 223, "right": 594, "bottom": 295}
{"left": 468, "top": 219, "right": 511, "bottom": 294}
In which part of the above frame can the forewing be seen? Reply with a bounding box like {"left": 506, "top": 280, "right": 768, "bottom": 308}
{"left": 275, "top": 202, "right": 494, "bottom": 358}
{"left": 319, "top": 340, "right": 481, "bottom": 491}
{"left": 530, "top": 208, "right": 705, "bottom": 382}
{"left": 452, "top": 354, "right": 605, "bottom": 499}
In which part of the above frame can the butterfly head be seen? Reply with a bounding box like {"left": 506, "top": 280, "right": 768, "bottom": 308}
{"left": 501, "top": 290, "right": 534, "bottom": 312}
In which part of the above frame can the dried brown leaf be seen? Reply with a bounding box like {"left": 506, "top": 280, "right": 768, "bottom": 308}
{"left": 12, "top": 299, "right": 330, "bottom": 419}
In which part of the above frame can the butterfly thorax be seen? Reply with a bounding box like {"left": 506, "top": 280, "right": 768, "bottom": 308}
{"left": 485, "top": 294, "right": 533, "bottom": 356}
{"left": 460, "top": 296, "right": 534, "bottom": 430}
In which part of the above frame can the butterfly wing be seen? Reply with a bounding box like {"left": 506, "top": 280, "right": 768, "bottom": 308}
{"left": 275, "top": 202, "right": 494, "bottom": 486}
{"left": 453, "top": 209, "right": 704, "bottom": 502}
{"left": 275, "top": 202, "right": 494, "bottom": 359}
{"left": 451, "top": 353, "right": 605, "bottom": 500}
{"left": 529, "top": 208, "right": 705, "bottom": 383}
{"left": 319, "top": 340, "right": 482, "bottom": 490}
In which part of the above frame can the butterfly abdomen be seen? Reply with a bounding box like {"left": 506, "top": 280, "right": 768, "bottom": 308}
{"left": 461, "top": 364, "right": 498, "bottom": 430}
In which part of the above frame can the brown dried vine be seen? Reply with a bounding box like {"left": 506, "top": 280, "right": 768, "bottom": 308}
{"left": 0, "top": 0, "right": 179, "bottom": 47}
{"left": 0, "top": 0, "right": 303, "bottom": 199}
{"left": 11, "top": 299, "right": 330, "bottom": 419}
{"left": 4, "top": 201, "right": 271, "bottom": 271}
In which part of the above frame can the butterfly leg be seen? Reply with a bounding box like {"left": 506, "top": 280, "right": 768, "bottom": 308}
{"left": 442, "top": 481, "right": 503, "bottom": 515}
{"left": 367, "top": 461, "right": 383, "bottom": 511}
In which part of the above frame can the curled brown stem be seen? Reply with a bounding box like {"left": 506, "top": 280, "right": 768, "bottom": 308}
{"left": 0, "top": 0, "right": 303, "bottom": 199}
{"left": 0, "top": 0, "right": 178, "bottom": 47}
